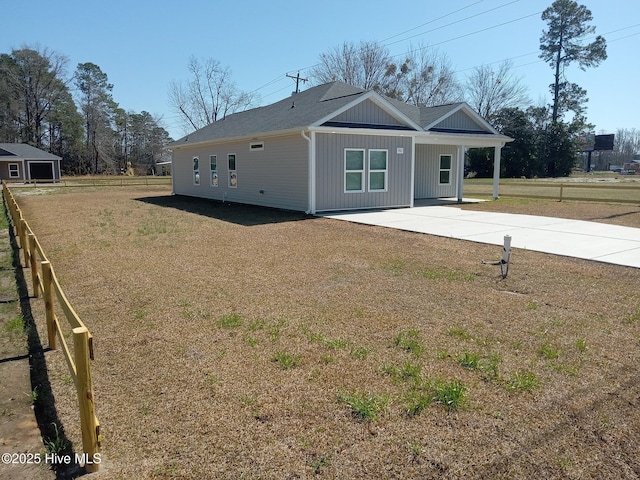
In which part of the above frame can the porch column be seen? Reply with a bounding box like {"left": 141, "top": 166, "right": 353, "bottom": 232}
{"left": 492, "top": 145, "right": 502, "bottom": 200}
{"left": 457, "top": 145, "right": 466, "bottom": 203}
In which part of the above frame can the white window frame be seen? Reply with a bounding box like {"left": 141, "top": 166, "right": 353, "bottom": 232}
{"left": 210, "top": 155, "right": 218, "bottom": 187}
{"left": 228, "top": 153, "right": 237, "bottom": 188}
{"left": 439, "top": 154, "right": 452, "bottom": 185}
{"left": 344, "top": 148, "right": 365, "bottom": 193}
{"left": 8, "top": 163, "right": 20, "bottom": 178}
{"left": 193, "top": 157, "right": 200, "bottom": 185}
{"left": 368, "top": 149, "right": 388, "bottom": 192}
{"left": 249, "top": 142, "right": 264, "bottom": 152}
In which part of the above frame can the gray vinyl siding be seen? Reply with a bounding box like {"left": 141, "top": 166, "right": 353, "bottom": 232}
{"left": 0, "top": 161, "right": 23, "bottom": 180}
{"left": 329, "top": 100, "right": 406, "bottom": 127}
{"left": 172, "top": 134, "right": 308, "bottom": 211}
{"left": 434, "top": 111, "right": 487, "bottom": 132}
{"left": 315, "top": 133, "right": 412, "bottom": 211}
{"left": 414, "top": 145, "right": 458, "bottom": 198}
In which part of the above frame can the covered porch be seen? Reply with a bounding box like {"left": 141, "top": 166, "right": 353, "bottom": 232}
{"left": 412, "top": 133, "right": 510, "bottom": 205}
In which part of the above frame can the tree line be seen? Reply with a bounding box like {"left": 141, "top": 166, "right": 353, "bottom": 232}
{"left": 0, "top": 48, "right": 171, "bottom": 175}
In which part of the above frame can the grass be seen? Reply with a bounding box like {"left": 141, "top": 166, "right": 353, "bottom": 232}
{"left": 9, "top": 186, "right": 640, "bottom": 479}
{"left": 338, "top": 391, "right": 391, "bottom": 421}
{"left": 394, "top": 329, "right": 425, "bottom": 356}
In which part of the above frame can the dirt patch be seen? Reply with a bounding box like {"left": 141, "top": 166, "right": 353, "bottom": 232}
{"left": 0, "top": 224, "right": 54, "bottom": 480}
{"left": 8, "top": 186, "right": 640, "bottom": 479}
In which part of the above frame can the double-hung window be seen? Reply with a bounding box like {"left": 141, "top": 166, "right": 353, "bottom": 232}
{"left": 439, "top": 154, "right": 452, "bottom": 185}
{"left": 228, "top": 154, "right": 237, "bottom": 188}
{"left": 368, "top": 149, "right": 388, "bottom": 191}
{"left": 210, "top": 155, "right": 218, "bottom": 187}
{"left": 8, "top": 163, "right": 19, "bottom": 178}
{"left": 345, "top": 149, "right": 365, "bottom": 192}
{"left": 193, "top": 157, "right": 200, "bottom": 185}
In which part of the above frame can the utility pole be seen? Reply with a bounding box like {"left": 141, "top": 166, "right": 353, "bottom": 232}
{"left": 286, "top": 72, "right": 308, "bottom": 94}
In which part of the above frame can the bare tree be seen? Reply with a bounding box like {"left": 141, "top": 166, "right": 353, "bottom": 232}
{"left": 401, "top": 44, "right": 463, "bottom": 107}
{"left": 169, "top": 57, "right": 256, "bottom": 133}
{"left": 465, "top": 60, "right": 530, "bottom": 120}
{"left": 310, "top": 41, "right": 392, "bottom": 91}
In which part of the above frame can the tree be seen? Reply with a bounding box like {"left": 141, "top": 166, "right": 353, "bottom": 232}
{"left": 169, "top": 57, "right": 256, "bottom": 133}
{"left": 74, "top": 62, "right": 117, "bottom": 173}
{"left": 311, "top": 41, "right": 392, "bottom": 91}
{"left": 400, "top": 44, "right": 462, "bottom": 107}
{"left": 311, "top": 41, "right": 462, "bottom": 106}
{"left": 465, "top": 61, "right": 529, "bottom": 121}
{"left": 539, "top": 0, "right": 607, "bottom": 124}
{"left": 0, "top": 46, "right": 70, "bottom": 147}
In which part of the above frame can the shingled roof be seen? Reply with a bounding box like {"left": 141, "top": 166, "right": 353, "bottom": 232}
{"left": 170, "top": 81, "right": 491, "bottom": 148}
{"left": 0, "top": 143, "right": 61, "bottom": 160}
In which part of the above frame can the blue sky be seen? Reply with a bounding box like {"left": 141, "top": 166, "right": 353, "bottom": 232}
{"left": 1, "top": 0, "right": 638, "bottom": 140}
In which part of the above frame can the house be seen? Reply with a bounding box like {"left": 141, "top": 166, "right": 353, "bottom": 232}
{"left": 0, "top": 143, "right": 62, "bottom": 182}
{"left": 168, "top": 82, "right": 512, "bottom": 213}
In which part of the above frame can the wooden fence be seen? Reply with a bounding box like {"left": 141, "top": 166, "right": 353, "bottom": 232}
{"left": 4, "top": 175, "right": 171, "bottom": 188}
{"left": 2, "top": 181, "right": 101, "bottom": 472}
{"left": 464, "top": 180, "right": 640, "bottom": 204}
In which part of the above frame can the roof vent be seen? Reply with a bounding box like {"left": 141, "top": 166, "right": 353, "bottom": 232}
{"left": 291, "top": 101, "right": 295, "bottom": 109}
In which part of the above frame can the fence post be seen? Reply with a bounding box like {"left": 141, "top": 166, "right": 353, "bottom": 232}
{"left": 73, "top": 327, "right": 100, "bottom": 472}
{"left": 27, "top": 233, "right": 40, "bottom": 297}
{"left": 559, "top": 184, "right": 564, "bottom": 202}
{"left": 19, "top": 218, "right": 28, "bottom": 266}
{"left": 41, "top": 261, "right": 57, "bottom": 350}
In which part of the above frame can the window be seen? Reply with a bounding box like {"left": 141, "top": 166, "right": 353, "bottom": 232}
{"left": 344, "top": 149, "right": 364, "bottom": 192}
{"left": 193, "top": 157, "right": 200, "bottom": 185}
{"left": 439, "top": 154, "right": 452, "bottom": 185}
{"left": 8, "top": 163, "right": 19, "bottom": 178}
{"left": 249, "top": 142, "right": 264, "bottom": 151}
{"left": 210, "top": 155, "right": 218, "bottom": 187}
{"left": 228, "top": 154, "right": 237, "bottom": 188}
{"left": 369, "top": 149, "right": 388, "bottom": 191}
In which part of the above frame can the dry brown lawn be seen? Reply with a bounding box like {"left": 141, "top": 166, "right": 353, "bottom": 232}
{"left": 11, "top": 186, "right": 640, "bottom": 479}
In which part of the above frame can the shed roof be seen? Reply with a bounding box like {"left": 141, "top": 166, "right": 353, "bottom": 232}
{"left": 0, "top": 143, "right": 61, "bottom": 160}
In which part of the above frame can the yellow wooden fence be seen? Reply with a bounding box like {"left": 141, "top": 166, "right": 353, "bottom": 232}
{"left": 2, "top": 181, "right": 101, "bottom": 472}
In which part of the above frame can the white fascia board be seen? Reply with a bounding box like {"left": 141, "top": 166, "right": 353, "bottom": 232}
{"left": 414, "top": 131, "right": 513, "bottom": 148}
{"left": 423, "top": 102, "right": 500, "bottom": 135}
{"left": 310, "top": 91, "right": 422, "bottom": 131}
{"left": 309, "top": 126, "right": 417, "bottom": 138}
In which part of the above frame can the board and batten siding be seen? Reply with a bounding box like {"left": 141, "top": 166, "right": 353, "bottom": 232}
{"left": 329, "top": 99, "right": 406, "bottom": 127}
{"left": 414, "top": 144, "right": 458, "bottom": 199}
{"left": 172, "top": 134, "right": 308, "bottom": 211}
{"left": 315, "top": 132, "right": 412, "bottom": 212}
{"left": 434, "top": 111, "right": 486, "bottom": 132}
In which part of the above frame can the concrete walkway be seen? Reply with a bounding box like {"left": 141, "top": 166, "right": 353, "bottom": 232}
{"left": 320, "top": 205, "right": 640, "bottom": 269}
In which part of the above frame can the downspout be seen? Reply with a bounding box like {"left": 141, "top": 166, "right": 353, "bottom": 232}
{"left": 301, "top": 130, "right": 315, "bottom": 214}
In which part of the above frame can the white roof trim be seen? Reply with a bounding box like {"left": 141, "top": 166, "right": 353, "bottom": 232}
{"left": 311, "top": 91, "right": 422, "bottom": 131}
{"left": 423, "top": 102, "right": 500, "bottom": 135}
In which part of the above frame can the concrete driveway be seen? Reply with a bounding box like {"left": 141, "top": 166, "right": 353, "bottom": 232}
{"left": 320, "top": 205, "right": 640, "bottom": 269}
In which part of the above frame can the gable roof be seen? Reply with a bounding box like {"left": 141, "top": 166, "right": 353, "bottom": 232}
{"left": 0, "top": 143, "right": 61, "bottom": 160}
{"left": 170, "top": 81, "right": 504, "bottom": 148}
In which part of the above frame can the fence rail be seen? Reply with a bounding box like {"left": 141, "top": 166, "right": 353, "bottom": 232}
{"left": 5, "top": 175, "right": 171, "bottom": 188}
{"left": 465, "top": 180, "right": 640, "bottom": 204}
{"left": 2, "top": 181, "right": 100, "bottom": 472}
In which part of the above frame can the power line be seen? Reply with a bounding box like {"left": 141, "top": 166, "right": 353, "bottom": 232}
{"left": 380, "top": 0, "right": 486, "bottom": 43}
{"left": 385, "top": 0, "right": 524, "bottom": 48}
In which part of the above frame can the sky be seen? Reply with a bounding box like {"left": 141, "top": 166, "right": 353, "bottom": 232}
{"left": 1, "top": 0, "right": 638, "bottom": 141}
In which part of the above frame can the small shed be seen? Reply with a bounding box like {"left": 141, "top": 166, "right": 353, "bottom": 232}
{"left": 0, "top": 143, "right": 62, "bottom": 182}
